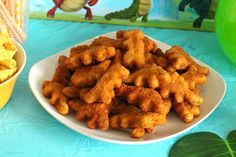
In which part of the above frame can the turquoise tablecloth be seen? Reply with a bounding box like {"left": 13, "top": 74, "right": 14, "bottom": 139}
{"left": 0, "top": 19, "right": 236, "bottom": 157}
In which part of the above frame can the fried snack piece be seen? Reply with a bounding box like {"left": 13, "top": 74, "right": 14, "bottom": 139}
{"left": 110, "top": 102, "right": 165, "bottom": 135}
{"left": 70, "top": 60, "right": 111, "bottom": 88}
{"left": 160, "top": 72, "right": 203, "bottom": 106}
{"left": 153, "top": 48, "right": 168, "bottom": 68}
{"left": 58, "top": 55, "right": 68, "bottom": 65}
{"left": 165, "top": 47, "right": 190, "bottom": 73}
{"left": 173, "top": 102, "right": 200, "bottom": 123}
{"left": 52, "top": 64, "right": 71, "bottom": 86}
{"left": 143, "top": 36, "right": 158, "bottom": 53}
{"left": 64, "top": 46, "right": 116, "bottom": 69}
{"left": 42, "top": 81, "right": 69, "bottom": 115}
{"left": 111, "top": 103, "right": 140, "bottom": 115}
{"left": 161, "top": 98, "right": 172, "bottom": 115}
{"left": 0, "top": 65, "right": 7, "bottom": 70}
{"left": 111, "top": 98, "right": 172, "bottom": 116}
{"left": 0, "top": 59, "right": 16, "bottom": 69}
{"left": 83, "top": 64, "right": 130, "bottom": 104}
{"left": 166, "top": 46, "right": 209, "bottom": 75}
{"left": 62, "top": 86, "right": 90, "bottom": 99}
{"left": 115, "top": 84, "right": 164, "bottom": 113}
{"left": 110, "top": 111, "right": 167, "bottom": 138}
{"left": 0, "top": 33, "right": 17, "bottom": 61}
{"left": 63, "top": 53, "right": 82, "bottom": 70}
{"left": 181, "top": 65, "right": 207, "bottom": 89}
{"left": 112, "top": 49, "right": 123, "bottom": 65}
{"left": 80, "top": 46, "right": 116, "bottom": 65}
{"left": 155, "top": 56, "right": 168, "bottom": 68}
{"left": 145, "top": 52, "right": 156, "bottom": 65}
{"left": 91, "top": 36, "right": 121, "bottom": 49}
{"left": 111, "top": 99, "right": 171, "bottom": 137}
{"left": 51, "top": 55, "right": 71, "bottom": 86}
{"left": 126, "top": 64, "right": 171, "bottom": 88}
{"left": 117, "top": 30, "right": 145, "bottom": 69}
{"left": 0, "top": 67, "right": 17, "bottom": 83}
{"left": 68, "top": 99, "right": 110, "bottom": 130}
{"left": 70, "top": 45, "right": 89, "bottom": 57}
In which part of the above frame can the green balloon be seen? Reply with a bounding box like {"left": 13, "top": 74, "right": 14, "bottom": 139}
{"left": 216, "top": 0, "right": 236, "bottom": 65}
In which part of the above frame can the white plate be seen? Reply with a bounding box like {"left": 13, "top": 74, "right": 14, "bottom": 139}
{"left": 28, "top": 32, "right": 226, "bottom": 145}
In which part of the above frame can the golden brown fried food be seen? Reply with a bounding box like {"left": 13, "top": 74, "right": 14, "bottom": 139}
{"left": 41, "top": 30, "right": 209, "bottom": 138}
{"left": 161, "top": 98, "right": 172, "bottom": 115}
{"left": 63, "top": 53, "right": 82, "bottom": 70}
{"left": 68, "top": 99, "right": 110, "bottom": 130}
{"left": 117, "top": 30, "right": 145, "bottom": 69}
{"left": 155, "top": 48, "right": 165, "bottom": 56}
{"left": 181, "top": 65, "right": 207, "bottom": 89}
{"left": 166, "top": 46, "right": 209, "bottom": 75}
{"left": 51, "top": 55, "right": 71, "bottom": 86}
{"left": 155, "top": 56, "right": 168, "bottom": 68}
{"left": 143, "top": 36, "right": 158, "bottom": 53}
{"left": 110, "top": 100, "right": 171, "bottom": 138}
{"left": 153, "top": 48, "right": 168, "bottom": 68}
{"left": 173, "top": 102, "right": 200, "bottom": 123}
{"left": 80, "top": 46, "right": 116, "bottom": 65}
{"left": 58, "top": 55, "right": 68, "bottom": 65}
{"left": 112, "top": 49, "right": 123, "bottom": 65}
{"left": 160, "top": 72, "right": 203, "bottom": 106}
{"left": 144, "top": 45, "right": 164, "bottom": 66}
{"left": 165, "top": 46, "right": 190, "bottom": 73}
{"left": 91, "top": 36, "right": 121, "bottom": 49}
{"left": 42, "top": 81, "right": 69, "bottom": 115}
{"left": 126, "top": 64, "right": 171, "bottom": 88}
{"left": 83, "top": 64, "right": 130, "bottom": 104}
{"left": 62, "top": 86, "right": 90, "bottom": 99}
{"left": 145, "top": 52, "right": 156, "bottom": 65}
{"left": 70, "top": 45, "right": 89, "bottom": 57}
{"left": 112, "top": 98, "right": 171, "bottom": 116}
{"left": 110, "top": 111, "right": 167, "bottom": 138}
{"left": 70, "top": 60, "right": 111, "bottom": 88}
{"left": 111, "top": 103, "right": 140, "bottom": 115}
{"left": 52, "top": 65, "right": 71, "bottom": 86}
{"left": 115, "top": 84, "right": 164, "bottom": 113}
{"left": 63, "top": 46, "right": 116, "bottom": 69}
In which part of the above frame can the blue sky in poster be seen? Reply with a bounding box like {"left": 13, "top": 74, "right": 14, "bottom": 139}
{"left": 31, "top": 0, "right": 197, "bottom": 20}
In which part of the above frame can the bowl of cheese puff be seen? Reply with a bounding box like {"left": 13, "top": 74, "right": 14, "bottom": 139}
{"left": 0, "top": 32, "right": 26, "bottom": 109}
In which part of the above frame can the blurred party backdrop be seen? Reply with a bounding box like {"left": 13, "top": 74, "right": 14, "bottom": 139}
{"left": 30, "top": 0, "right": 215, "bottom": 31}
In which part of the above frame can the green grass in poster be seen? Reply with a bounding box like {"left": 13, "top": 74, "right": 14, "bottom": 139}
{"left": 30, "top": 12, "right": 215, "bottom": 32}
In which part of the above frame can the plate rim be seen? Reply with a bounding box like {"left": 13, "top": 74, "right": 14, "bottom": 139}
{"left": 28, "top": 31, "right": 226, "bottom": 145}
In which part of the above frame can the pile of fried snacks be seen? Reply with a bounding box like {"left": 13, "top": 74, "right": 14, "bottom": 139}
{"left": 42, "top": 30, "right": 209, "bottom": 138}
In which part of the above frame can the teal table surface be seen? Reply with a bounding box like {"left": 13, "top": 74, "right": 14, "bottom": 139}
{"left": 0, "top": 19, "right": 236, "bottom": 157}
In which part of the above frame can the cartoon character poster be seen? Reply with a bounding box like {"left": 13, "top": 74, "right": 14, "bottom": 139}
{"left": 30, "top": 0, "right": 217, "bottom": 31}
